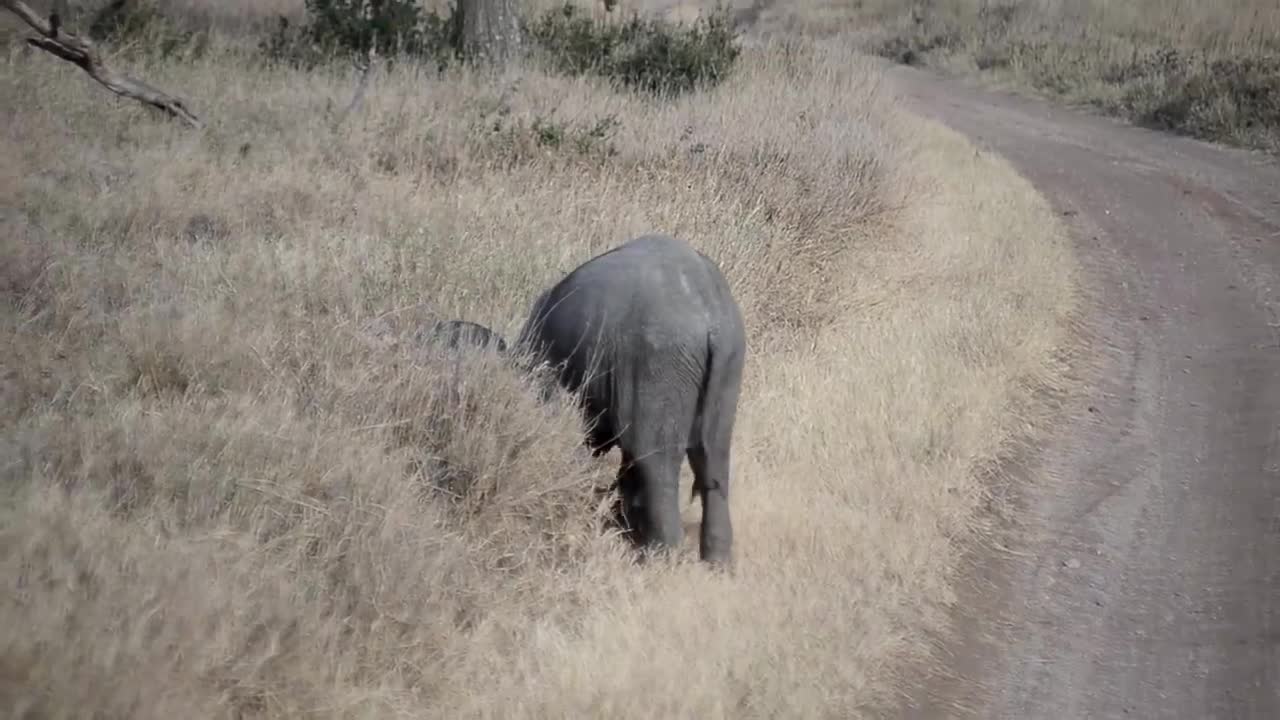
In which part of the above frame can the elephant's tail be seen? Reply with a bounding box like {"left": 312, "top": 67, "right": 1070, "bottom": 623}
{"left": 690, "top": 328, "right": 741, "bottom": 501}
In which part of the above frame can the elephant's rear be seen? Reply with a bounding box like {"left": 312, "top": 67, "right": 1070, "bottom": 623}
{"left": 516, "top": 233, "right": 745, "bottom": 564}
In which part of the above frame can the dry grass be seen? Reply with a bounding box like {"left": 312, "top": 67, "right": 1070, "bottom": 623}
{"left": 1, "top": 4, "right": 1075, "bottom": 718}
{"left": 745, "top": 0, "right": 1280, "bottom": 152}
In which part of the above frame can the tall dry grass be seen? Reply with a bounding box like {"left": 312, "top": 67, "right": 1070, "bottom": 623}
{"left": 1, "top": 5, "right": 1075, "bottom": 718}
{"left": 745, "top": 0, "right": 1280, "bottom": 152}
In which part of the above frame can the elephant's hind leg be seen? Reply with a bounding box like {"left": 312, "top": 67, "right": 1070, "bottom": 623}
{"left": 628, "top": 449, "right": 685, "bottom": 553}
{"left": 688, "top": 444, "right": 733, "bottom": 566}
{"left": 610, "top": 451, "right": 643, "bottom": 543}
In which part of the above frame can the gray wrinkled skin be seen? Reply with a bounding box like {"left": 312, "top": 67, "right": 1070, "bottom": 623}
{"left": 516, "top": 234, "right": 746, "bottom": 566}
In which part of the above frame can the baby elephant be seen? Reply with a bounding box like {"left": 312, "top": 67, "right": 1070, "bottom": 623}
{"left": 516, "top": 233, "right": 746, "bottom": 567}
{"left": 421, "top": 319, "right": 509, "bottom": 354}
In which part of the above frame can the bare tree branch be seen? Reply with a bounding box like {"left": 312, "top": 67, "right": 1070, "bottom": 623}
{"left": 2, "top": 0, "right": 203, "bottom": 129}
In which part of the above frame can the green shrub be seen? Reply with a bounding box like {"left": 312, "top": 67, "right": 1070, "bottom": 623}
{"left": 70, "top": 0, "right": 208, "bottom": 60}
{"left": 258, "top": 1, "right": 740, "bottom": 97}
{"left": 875, "top": 30, "right": 960, "bottom": 67}
{"left": 526, "top": 2, "right": 740, "bottom": 96}
{"left": 1121, "top": 52, "right": 1280, "bottom": 150}
{"left": 261, "top": 0, "right": 459, "bottom": 69}
{"left": 532, "top": 114, "right": 620, "bottom": 154}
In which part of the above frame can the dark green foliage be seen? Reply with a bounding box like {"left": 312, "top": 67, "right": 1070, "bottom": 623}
{"left": 259, "top": 0, "right": 740, "bottom": 97}
{"left": 1118, "top": 52, "right": 1280, "bottom": 151}
{"left": 526, "top": 3, "right": 740, "bottom": 96}
{"left": 476, "top": 113, "right": 622, "bottom": 167}
{"left": 532, "top": 114, "right": 621, "bottom": 155}
{"left": 77, "top": 0, "right": 208, "bottom": 60}
{"left": 260, "top": 0, "right": 459, "bottom": 70}
{"left": 876, "top": 30, "right": 959, "bottom": 67}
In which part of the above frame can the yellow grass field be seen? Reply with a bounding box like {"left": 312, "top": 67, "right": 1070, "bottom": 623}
{"left": 1, "top": 2, "right": 1076, "bottom": 717}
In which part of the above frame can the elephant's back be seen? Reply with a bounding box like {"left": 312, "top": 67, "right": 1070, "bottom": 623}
{"left": 520, "top": 234, "right": 740, "bottom": 367}
{"left": 559, "top": 234, "right": 732, "bottom": 314}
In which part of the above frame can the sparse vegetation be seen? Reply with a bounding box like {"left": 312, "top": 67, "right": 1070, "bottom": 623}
{"left": 526, "top": 2, "right": 740, "bottom": 95}
{"left": 261, "top": 0, "right": 460, "bottom": 69}
{"left": 85, "top": 0, "right": 208, "bottom": 59}
{"left": 257, "top": 0, "right": 740, "bottom": 95}
{"left": 0, "top": 1, "right": 1076, "bottom": 718}
{"left": 747, "top": 0, "right": 1280, "bottom": 152}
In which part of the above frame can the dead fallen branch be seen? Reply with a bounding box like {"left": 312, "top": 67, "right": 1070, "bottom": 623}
{"left": 2, "top": 0, "right": 203, "bottom": 128}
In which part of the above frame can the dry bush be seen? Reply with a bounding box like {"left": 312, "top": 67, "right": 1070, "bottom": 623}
{"left": 0, "top": 9, "right": 1075, "bottom": 720}
{"left": 737, "top": 0, "right": 1280, "bottom": 152}
{"left": 27, "top": 0, "right": 606, "bottom": 37}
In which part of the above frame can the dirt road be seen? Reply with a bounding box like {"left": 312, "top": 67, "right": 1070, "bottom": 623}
{"left": 885, "top": 65, "right": 1280, "bottom": 718}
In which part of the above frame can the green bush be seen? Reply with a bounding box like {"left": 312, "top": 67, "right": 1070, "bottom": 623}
{"left": 472, "top": 112, "right": 622, "bottom": 168}
{"left": 258, "top": 1, "right": 741, "bottom": 97}
{"left": 526, "top": 2, "right": 740, "bottom": 96}
{"left": 68, "top": 0, "right": 208, "bottom": 60}
{"left": 876, "top": 30, "right": 960, "bottom": 67}
{"left": 1120, "top": 52, "right": 1280, "bottom": 151}
{"left": 261, "top": 0, "right": 459, "bottom": 69}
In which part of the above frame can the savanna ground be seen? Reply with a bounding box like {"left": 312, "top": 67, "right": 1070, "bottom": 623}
{"left": 1, "top": 1, "right": 1076, "bottom": 717}
{"left": 723, "top": 0, "right": 1280, "bottom": 153}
